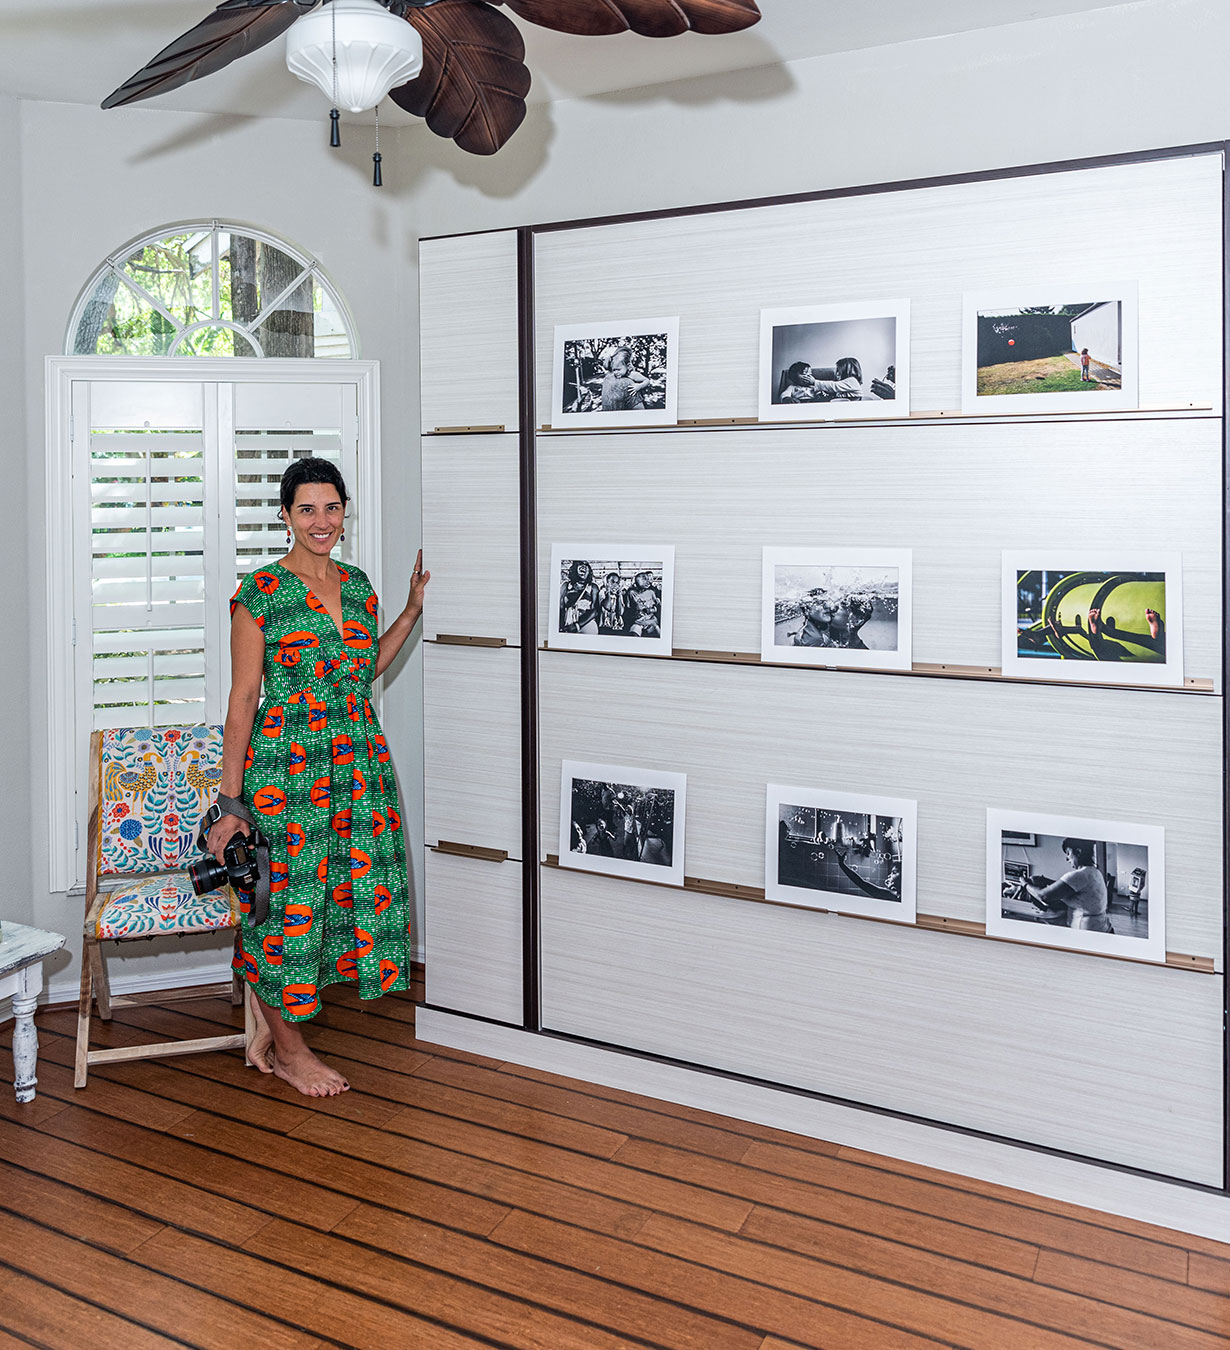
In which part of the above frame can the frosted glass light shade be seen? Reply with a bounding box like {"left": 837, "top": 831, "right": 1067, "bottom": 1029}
{"left": 286, "top": 0, "right": 424, "bottom": 114}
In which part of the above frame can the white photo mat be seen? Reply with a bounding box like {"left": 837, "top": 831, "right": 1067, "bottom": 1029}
{"left": 758, "top": 300, "right": 911, "bottom": 422}
{"left": 761, "top": 547, "right": 913, "bottom": 671}
{"left": 962, "top": 285, "right": 1139, "bottom": 414}
{"left": 548, "top": 544, "right": 675, "bottom": 656}
{"left": 986, "top": 808, "right": 1166, "bottom": 963}
{"left": 551, "top": 316, "right": 680, "bottom": 428}
{"left": 765, "top": 784, "right": 918, "bottom": 923}
{"left": 1000, "top": 552, "right": 1183, "bottom": 687}
{"left": 559, "top": 759, "right": 687, "bottom": 887}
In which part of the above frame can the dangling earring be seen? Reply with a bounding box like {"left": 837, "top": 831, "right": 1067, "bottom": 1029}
{"left": 341, "top": 530, "right": 346, "bottom": 542}
{"left": 286, "top": 530, "right": 291, "bottom": 544}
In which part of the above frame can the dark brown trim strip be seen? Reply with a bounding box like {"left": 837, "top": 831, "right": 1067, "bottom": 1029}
{"left": 517, "top": 226, "right": 541, "bottom": 1032}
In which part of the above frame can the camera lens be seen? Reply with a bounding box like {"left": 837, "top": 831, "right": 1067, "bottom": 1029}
{"left": 188, "top": 856, "right": 229, "bottom": 897}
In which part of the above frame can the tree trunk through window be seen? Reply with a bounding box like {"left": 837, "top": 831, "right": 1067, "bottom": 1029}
{"left": 257, "top": 247, "right": 315, "bottom": 358}
{"left": 73, "top": 270, "right": 121, "bottom": 354}
{"left": 230, "top": 235, "right": 259, "bottom": 330}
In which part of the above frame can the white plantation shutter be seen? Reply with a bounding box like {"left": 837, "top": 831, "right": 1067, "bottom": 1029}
{"left": 77, "top": 381, "right": 358, "bottom": 734}
{"left": 50, "top": 356, "right": 380, "bottom": 896}
{"left": 231, "top": 381, "right": 358, "bottom": 583}
{"left": 87, "top": 429, "right": 210, "bottom": 728}
{"left": 234, "top": 431, "right": 354, "bottom": 573}
{"left": 54, "top": 369, "right": 374, "bottom": 891}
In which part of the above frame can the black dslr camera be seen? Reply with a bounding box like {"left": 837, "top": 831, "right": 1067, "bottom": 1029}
{"left": 189, "top": 810, "right": 268, "bottom": 897}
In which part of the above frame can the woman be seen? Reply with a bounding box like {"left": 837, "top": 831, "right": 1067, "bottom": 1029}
{"left": 560, "top": 560, "right": 600, "bottom": 634}
{"left": 1021, "top": 838, "right": 1113, "bottom": 932}
{"left": 208, "top": 457, "right": 429, "bottom": 1097}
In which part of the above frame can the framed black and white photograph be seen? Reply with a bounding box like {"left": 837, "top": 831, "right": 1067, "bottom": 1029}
{"left": 758, "top": 301, "right": 910, "bottom": 422}
{"left": 962, "top": 286, "right": 1139, "bottom": 413}
{"left": 1001, "top": 553, "right": 1183, "bottom": 687}
{"left": 765, "top": 785, "right": 917, "bottom": 922}
{"left": 560, "top": 761, "right": 686, "bottom": 887}
{"left": 987, "top": 809, "right": 1165, "bottom": 962}
{"left": 548, "top": 545, "right": 675, "bottom": 656}
{"left": 551, "top": 317, "right": 680, "bottom": 428}
{"left": 761, "top": 548, "right": 912, "bottom": 671}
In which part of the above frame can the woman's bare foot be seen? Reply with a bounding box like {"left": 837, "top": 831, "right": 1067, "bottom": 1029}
{"left": 245, "top": 986, "right": 274, "bottom": 1074}
{"left": 271, "top": 1044, "right": 349, "bottom": 1097}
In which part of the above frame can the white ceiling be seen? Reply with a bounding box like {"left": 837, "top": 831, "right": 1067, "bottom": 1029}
{"left": 0, "top": 0, "right": 1132, "bottom": 122}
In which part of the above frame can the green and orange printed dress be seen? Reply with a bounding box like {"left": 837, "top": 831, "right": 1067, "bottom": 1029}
{"left": 229, "top": 561, "right": 411, "bottom": 1021}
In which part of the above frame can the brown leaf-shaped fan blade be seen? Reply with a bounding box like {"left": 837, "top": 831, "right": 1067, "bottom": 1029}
{"left": 496, "top": 0, "right": 761, "bottom": 38}
{"left": 392, "top": 0, "right": 530, "bottom": 156}
{"left": 101, "top": 0, "right": 314, "bottom": 110}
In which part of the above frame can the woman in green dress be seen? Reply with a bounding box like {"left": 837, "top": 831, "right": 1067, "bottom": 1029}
{"left": 208, "top": 458, "right": 429, "bottom": 1097}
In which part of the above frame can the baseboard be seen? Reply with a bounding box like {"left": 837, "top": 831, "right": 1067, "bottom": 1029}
{"left": 416, "top": 1007, "right": 1230, "bottom": 1246}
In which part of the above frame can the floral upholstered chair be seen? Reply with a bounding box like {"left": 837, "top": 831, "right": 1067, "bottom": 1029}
{"left": 74, "top": 725, "right": 253, "bottom": 1087}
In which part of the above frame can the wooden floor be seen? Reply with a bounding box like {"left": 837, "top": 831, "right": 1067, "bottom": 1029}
{"left": 2, "top": 988, "right": 1230, "bottom": 1349}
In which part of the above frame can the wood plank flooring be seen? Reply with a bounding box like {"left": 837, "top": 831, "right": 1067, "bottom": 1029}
{"left": 1, "top": 984, "right": 1228, "bottom": 1348}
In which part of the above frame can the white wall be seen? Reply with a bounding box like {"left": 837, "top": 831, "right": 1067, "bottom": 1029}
{"left": 0, "top": 94, "right": 31, "bottom": 930}
{"left": 401, "top": 0, "right": 1230, "bottom": 238}
{"left": 7, "top": 0, "right": 1230, "bottom": 1000}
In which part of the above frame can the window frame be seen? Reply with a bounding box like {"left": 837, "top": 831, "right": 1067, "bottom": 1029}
{"left": 45, "top": 356, "right": 384, "bottom": 894}
{"left": 65, "top": 221, "right": 359, "bottom": 361}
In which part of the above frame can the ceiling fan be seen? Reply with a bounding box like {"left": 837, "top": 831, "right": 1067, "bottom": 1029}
{"left": 102, "top": 0, "right": 763, "bottom": 158}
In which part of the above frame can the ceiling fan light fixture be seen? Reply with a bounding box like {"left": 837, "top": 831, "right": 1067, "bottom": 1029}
{"left": 286, "top": 0, "right": 424, "bottom": 115}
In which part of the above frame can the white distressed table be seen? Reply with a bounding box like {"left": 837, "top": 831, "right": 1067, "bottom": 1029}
{"left": 0, "top": 923, "right": 66, "bottom": 1102}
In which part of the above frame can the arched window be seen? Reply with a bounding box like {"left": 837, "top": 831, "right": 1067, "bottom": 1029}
{"left": 68, "top": 223, "right": 356, "bottom": 358}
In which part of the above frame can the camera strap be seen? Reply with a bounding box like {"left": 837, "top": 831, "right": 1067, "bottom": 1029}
{"left": 199, "top": 793, "right": 272, "bottom": 928}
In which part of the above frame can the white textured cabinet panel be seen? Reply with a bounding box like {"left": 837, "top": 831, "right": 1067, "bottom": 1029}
{"left": 539, "top": 654, "right": 1223, "bottom": 960}
{"left": 540, "top": 867, "right": 1223, "bottom": 1183}
{"left": 537, "top": 418, "right": 1222, "bottom": 677}
{"left": 426, "top": 850, "right": 522, "bottom": 1024}
{"left": 420, "top": 231, "right": 519, "bottom": 434}
{"left": 423, "top": 433, "right": 520, "bottom": 644}
{"left": 425, "top": 643, "right": 521, "bottom": 858}
{"left": 535, "top": 155, "right": 1222, "bottom": 423}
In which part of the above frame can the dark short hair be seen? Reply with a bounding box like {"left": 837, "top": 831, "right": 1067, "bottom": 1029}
{"left": 1061, "top": 837, "right": 1096, "bottom": 866}
{"left": 280, "top": 456, "right": 349, "bottom": 513}
{"left": 567, "top": 559, "right": 592, "bottom": 584}
{"left": 787, "top": 361, "right": 811, "bottom": 382}
{"left": 836, "top": 356, "right": 863, "bottom": 383}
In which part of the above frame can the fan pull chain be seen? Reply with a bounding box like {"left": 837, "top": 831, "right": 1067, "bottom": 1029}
{"left": 373, "top": 104, "right": 383, "bottom": 187}
{"left": 329, "top": 0, "right": 341, "bottom": 148}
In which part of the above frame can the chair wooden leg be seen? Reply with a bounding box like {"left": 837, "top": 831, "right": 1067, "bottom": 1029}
{"left": 88, "top": 940, "right": 112, "bottom": 1021}
{"left": 74, "top": 944, "right": 93, "bottom": 1089}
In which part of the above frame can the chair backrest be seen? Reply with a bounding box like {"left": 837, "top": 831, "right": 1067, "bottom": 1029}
{"left": 94, "top": 726, "right": 224, "bottom": 879}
